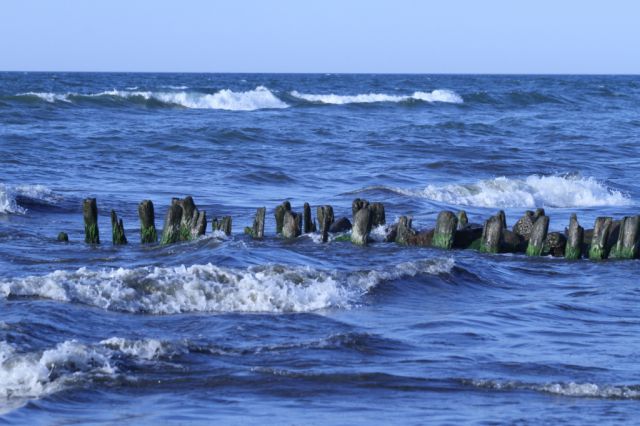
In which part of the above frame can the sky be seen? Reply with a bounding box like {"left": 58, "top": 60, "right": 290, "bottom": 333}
{"left": 0, "top": 0, "right": 638, "bottom": 74}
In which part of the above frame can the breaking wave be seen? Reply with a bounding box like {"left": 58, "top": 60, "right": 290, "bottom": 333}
{"left": 0, "top": 337, "right": 179, "bottom": 413}
{"left": 468, "top": 379, "right": 640, "bottom": 399}
{"left": 17, "top": 86, "right": 288, "bottom": 111}
{"left": 0, "top": 259, "right": 454, "bottom": 314}
{"left": 0, "top": 183, "right": 60, "bottom": 214}
{"left": 289, "top": 89, "right": 463, "bottom": 104}
{"left": 385, "top": 175, "right": 630, "bottom": 208}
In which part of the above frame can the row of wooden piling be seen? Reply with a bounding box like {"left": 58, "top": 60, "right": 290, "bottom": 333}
{"left": 60, "top": 196, "right": 640, "bottom": 261}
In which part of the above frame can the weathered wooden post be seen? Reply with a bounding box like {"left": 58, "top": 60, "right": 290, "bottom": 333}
{"left": 526, "top": 215, "right": 549, "bottom": 256}
{"left": 513, "top": 211, "right": 535, "bottom": 241}
{"left": 497, "top": 210, "right": 507, "bottom": 230}
{"left": 395, "top": 216, "right": 415, "bottom": 245}
{"left": 589, "top": 217, "right": 613, "bottom": 260}
{"left": 57, "top": 232, "right": 69, "bottom": 242}
{"left": 161, "top": 199, "right": 183, "bottom": 245}
{"left": 245, "top": 207, "right": 265, "bottom": 239}
{"left": 370, "top": 202, "right": 386, "bottom": 227}
{"left": 543, "top": 232, "right": 566, "bottom": 257}
{"left": 609, "top": 216, "right": 639, "bottom": 259}
{"left": 317, "top": 205, "right": 334, "bottom": 233}
{"left": 432, "top": 210, "right": 458, "bottom": 250}
{"left": 303, "top": 203, "right": 316, "bottom": 233}
{"left": 480, "top": 215, "right": 503, "bottom": 253}
{"left": 110, "top": 210, "right": 127, "bottom": 245}
{"left": 212, "top": 216, "right": 232, "bottom": 236}
{"left": 282, "top": 210, "right": 301, "bottom": 239}
{"left": 83, "top": 198, "right": 100, "bottom": 244}
{"left": 138, "top": 200, "right": 157, "bottom": 243}
{"left": 457, "top": 210, "right": 468, "bottom": 230}
{"left": 352, "top": 198, "right": 369, "bottom": 219}
{"left": 178, "top": 196, "right": 206, "bottom": 240}
{"left": 351, "top": 206, "right": 371, "bottom": 245}
{"left": 275, "top": 201, "right": 291, "bottom": 234}
{"left": 564, "top": 214, "right": 584, "bottom": 260}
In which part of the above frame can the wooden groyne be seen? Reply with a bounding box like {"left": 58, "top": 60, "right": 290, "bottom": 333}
{"left": 62, "top": 197, "right": 640, "bottom": 261}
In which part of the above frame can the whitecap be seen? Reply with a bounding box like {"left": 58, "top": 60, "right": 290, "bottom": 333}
{"left": 470, "top": 379, "right": 640, "bottom": 399}
{"left": 0, "top": 259, "right": 454, "bottom": 314}
{"left": 0, "top": 183, "right": 60, "bottom": 214}
{"left": 290, "top": 89, "right": 463, "bottom": 105}
{"left": 387, "top": 175, "right": 630, "bottom": 208}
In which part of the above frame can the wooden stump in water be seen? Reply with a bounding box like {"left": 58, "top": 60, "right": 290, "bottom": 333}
{"left": 395, "top": 216, "right": 415, "bottom": 245}
{"left": 329, "top": 217, "right": 351, "bottom": 233}
{"left": 178, "top": 196, "right": 206, "bottom": 240}
{"left": 83, "top": 198, "right": 100, "bottom": 244}
{"left": 526, "top": 215, "right": 549, "bottom": 256}
{"left": 543, "top": 232, "right": 566, "bottom": 257}
{"left": 57, "top": 232, "right": 69, "bottom": 242}
{"left": 589, "top": 217, "right": 613, "bottom": 260}
{"left": 138, "top": 200, "right": 157, "bottom": 243}
{"left": 212, "top": 216, "right": 232, "bottom": 236}
{"left": 609, "top": 215, "right": 639, "bottom": 259}
{"left": 303, "top": 203, "right": 316, "bottom": 233}
{"left": 457, "top": 211, "right": 468, "bottom": 230}
{"left": 160, "top": 199, "right": 183, "bottom": 245}
{"left": 480, "top": 215, "right": 503, "bottom": 253}
{"left": 245, "top": 207, "right": 265, "bottom": 240}
{"left": 369, "top": 202, "right": 386, "bottom": 228}
{"left": 110, "top": 210, "right": 127, "bottom": 245}
{"left": 513, "top": 211, "right": 535, "bottom": 241}
{"left": 497, "top": 210, "right": 507, "bottom": 230}
{"left": 351, "top": 198, "right": 369, "bottom": 221}
{"left": 274, "top": 201, "right": 291, "bottom": 234}
{"left": 564, "top": 214, "right": 584, "bottom": 260}
{"left": 432, "top": 210, "right": 458, "bottom": 250}
{"left": 317, "top": 205, "right": 334, "bottom": 233}
{"left": 282, "top": 210, "right": 301, "bottom": 239}
{"left": 351, "top": 206, "right": 372, "bottom": 246}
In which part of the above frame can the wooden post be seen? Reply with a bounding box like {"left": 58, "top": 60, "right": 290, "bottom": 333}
{"left": 457, "top": 210, "right": 468, "bottom": 230}
{"left": 83, "top": 198, "right": 99, "bottom": 244}
{"left": 609, "top": 216, "right": 639, "bottom": 259}
{"left": 317, "top": 205, "right": 334, "bottom": 233}
{"left": 432, "top": 210, "right": 458, "bottom": 250}
{"left": 212, "top": 216, "right": 232, "bottom": 236}
{"left": 275, "top": 201, "right": 291, "bottom": 234}
{"left": 526, "top": 216, "right": 549, "bottom": 256}
{"left": 395, "top": 216, "right": 415, "bottom": 245}
{"left": 513, "top": 210, "right": 535, "bottom": 241}
{"left": 246, "top": 207, "right": 265, "bottom": 240}
{"left": 564, "top": 214, "right": 584, "bottom": 260}
{"left": 160, "top": 199, "right": 183, "bottom": 245}
{"left": 138, "top": 200, "right": 157, "bottom": 243}
{"left": 282, "top": 210, "right": 301, "bottom": 239}
{"left": 351, "top": 206, "right": 371, "bottom": 246}
{"left": 369, "top": 202, "right": 386, "bottom": 227}
{"left": 480, "top": 215, "right": 502, "bottom": 253}
{"left": 589, "top": 217, "right": 613, "bottom": 260}
{"left": 57, "top": 232, "right": 69, "bottom": 242}
{"left": 303, "top": 203, "right": 316, "bottom": 233}
{"left": 110, "top": 210, "right": 127, "bottom": 245}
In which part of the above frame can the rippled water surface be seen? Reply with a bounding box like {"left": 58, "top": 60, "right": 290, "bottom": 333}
{"left": 1, "top": 73, "right": 640, "bottom": 424}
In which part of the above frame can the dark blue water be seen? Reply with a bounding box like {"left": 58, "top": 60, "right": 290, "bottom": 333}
{"left": 1, "top": 73, "right": 640, "bottom": 424}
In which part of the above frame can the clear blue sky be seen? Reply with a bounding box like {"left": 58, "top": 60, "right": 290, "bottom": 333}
{"left": 1, "top": 0, "right": 638, "bottom": 73}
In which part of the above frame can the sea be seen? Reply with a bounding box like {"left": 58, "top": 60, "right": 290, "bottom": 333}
{"left": 0, "top": 73, "right": 639, "bottom": 424}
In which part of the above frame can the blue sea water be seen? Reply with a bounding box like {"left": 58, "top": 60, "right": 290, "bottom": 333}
{"left": 1, "top": 73, "right": 640, "bottom": 424}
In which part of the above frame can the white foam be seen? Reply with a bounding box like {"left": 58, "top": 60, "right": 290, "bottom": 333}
{"left": 99, "top": 337, "right": 178, "bottom": 360}
{"left": 290, "top": 89, "right": 463, "bottom": 104}
{"left": 0, "top": 183, "right": 59, "bottom": 214}
{"left": 18, "top": 87, "right": 288, "bottom": 111}
{"left": 392, "top": 175, "right": 630, "bottom": 208}
{"left": 0, "top": 340, "right": 114, "bottom": 411}
{"left": 470, "top": 379, "right": 640, "bottom": 399}
{"left": 0, "top": 259, "right": 454, "bottom": 314}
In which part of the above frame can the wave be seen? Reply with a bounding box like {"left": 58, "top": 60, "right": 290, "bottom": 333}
{"left": 16, "top": 86, "right": 288, "bottom": 111}
{"left": 380, "top": 175, "right": 630, "bottom": 208}
{"left": 289, "top": 89, "right": 463, "bottom": 105}
{"left": 0, "top": 337, "right": 179, "bottom": 413}
{"left": 0, "top": 259, "right": 454, "bottom": 314}
{"left": 0, "top": 183, "right": 60, "bottom": 214}
{"left": 468, "top": 379, "right": 640, "bottom": 399}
